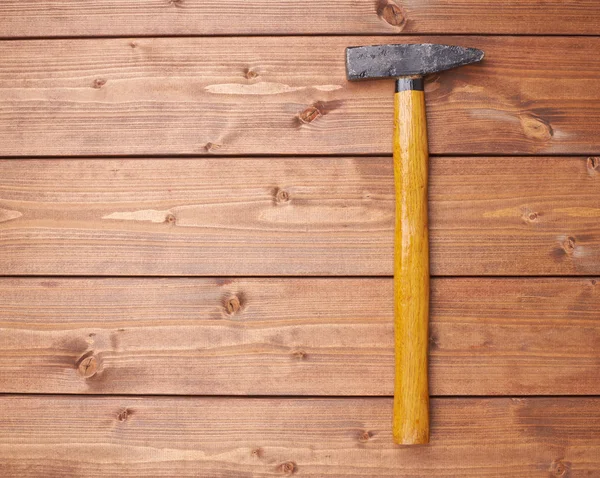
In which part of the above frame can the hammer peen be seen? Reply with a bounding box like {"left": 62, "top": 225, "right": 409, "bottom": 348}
{"left": 345, "top": 43, "right": 484, "bottom": 445}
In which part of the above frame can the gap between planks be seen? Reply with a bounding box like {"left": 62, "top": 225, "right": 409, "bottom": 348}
{"left": 5, "top": 34, "right": 600, "bottom": 42}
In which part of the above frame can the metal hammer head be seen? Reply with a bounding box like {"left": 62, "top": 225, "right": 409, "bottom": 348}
{"left": 346, "top": 43, "right": 484, "bottom": 81}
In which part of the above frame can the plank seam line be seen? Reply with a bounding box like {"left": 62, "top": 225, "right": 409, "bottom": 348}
{"left": 1, "top": 393, "right": 599, "bottom": 399}
{"left": 1, "top": 153, "right": 599, "bottom": 161}
{"left": 2, "top": 33, "right": 600, "bottom": 42}
{"left": 0, "top": 275, "right": 597, "bottom": 280}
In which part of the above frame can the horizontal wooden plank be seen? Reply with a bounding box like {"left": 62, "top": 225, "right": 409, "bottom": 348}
{"left": 0, "top": 396, "right": 598, "bottom": 477}
{"left": 1, "top": 36, "right": 600, "bottom": 156}
{"left": 0, "top": 277, "right": 598, "bottom": 395}
{"left": 1, "top": 157, "right": 598, "bottom": 276}
{"left": 1, "top": 1, "right": 599, "bottom": 36}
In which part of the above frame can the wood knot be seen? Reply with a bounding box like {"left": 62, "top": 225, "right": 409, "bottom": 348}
{"left": 425, "top": 74, "right": 441, "bottom": 93}
{"left": 587, "top": 156, "right": 599, "bottom": 172}
{"left": 117, "top": 408, "right": 131, "bottom": 422}
{"left": 165, "top": 213, "right": 176, "bottom": 224}
{"left": 519, "top": 113, "right": 553, "bottom": 141}
{"left": 551, "top": 236, "right": 579, "bottom": 263}
{"left": 358, "top": 430, "right": 373, "bottom": 442}
{"left": 377, "top": 0, "right": 407, "bottom": 28}
{"left": 274, "top": 188, "right": 290, "bottom": 204}
{"left": 224, "top": 295, "right": 241, "bottom": 315}
{"left": 77, "top": 354, "right": 99, "bottom": 378}
{"left": 251, "top": 447, "right": 264, "bottom": 458}
{"left": 296, "top": 100, "right": 342, "bottom": 127}
{"left": 245, "top": 68, "right": 259, "bottom": 80}
{"left": 522, "top": 211, "right": 540, "bottom": 223}
{"left": 204, "top": 142, "right": 222, "bottom": 153}
{"left": 549, "top": 459, "right": 571, "bottom": 477}
{"left": 93, "top": 78, "right": 107, "bottom": 89}
{"left": 168, "top": 0, "right": 184, "bottom": 7}
{"left": 291, "top": 349, "right": 307, "bottom": 360}
{"left": 563, "top": 236, "right": 576, "bottom": 254}
{"left": 429, "top": 333, "right": 439, "bottom": 350}
{"left": 277, "top": 461, "right": 297, "bottom": 475}
{"left": 298, "top": 105, "right": 322, "bottom": 124}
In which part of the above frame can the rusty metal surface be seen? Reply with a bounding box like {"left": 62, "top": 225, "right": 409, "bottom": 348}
{"left": 346, "top": 43, "right": 484, "bottom": 80}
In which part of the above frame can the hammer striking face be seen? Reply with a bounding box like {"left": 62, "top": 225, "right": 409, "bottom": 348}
{"left": 345, "top": 43, "right": 484, "bottom": 446}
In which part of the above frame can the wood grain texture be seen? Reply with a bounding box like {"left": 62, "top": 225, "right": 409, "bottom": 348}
{"left": 1, "top": 157, "right": 598, "bottom": 276}
{"left": 393, "top": 89, "right": 430, "bottom": 444}
{"left": 1, "top": 36, "right": 600, "bottom": 156}
{"left": 1, "top": 0, "right": 599, "bottom": 36}
{"left": 0, "top": 396, "right": 598, "bottom": 477}
{"left": 0, "top": 277, "right": 598, "bottom": 395}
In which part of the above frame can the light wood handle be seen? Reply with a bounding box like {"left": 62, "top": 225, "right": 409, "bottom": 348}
{"left": 392, "top": 78, "right": 430, "bottom": 445}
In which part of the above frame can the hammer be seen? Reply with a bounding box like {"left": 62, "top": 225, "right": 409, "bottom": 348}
{"left": 345, "top": 43, "right": 484, "bottom": 445}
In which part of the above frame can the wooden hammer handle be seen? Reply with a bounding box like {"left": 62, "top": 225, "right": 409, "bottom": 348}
{"left": 392, "top": 78, "right": 430, "bottom": 445}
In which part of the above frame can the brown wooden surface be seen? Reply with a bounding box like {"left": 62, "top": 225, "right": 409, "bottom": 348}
{"left": 1, "top": 36, "right": 600, "bottom": 156}
{"left": 1, "top": 157, "right": 598, "bottom": 276}
{"left": 0, "top": 277, "right": 598, "bottom": 395}
{"left": 1, "top": 0, "right": 599, "bottom": 36}
{"left": 0, "top": 396, "right": 598, "bottom": 477}
{"left": 1, "top": 2, "right": 599, "bottom": 475}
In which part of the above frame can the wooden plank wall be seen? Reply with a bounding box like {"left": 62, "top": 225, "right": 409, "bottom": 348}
{"left": 0, "top": 2, "right": 599, "bottom": 476}
{"left": 1, "top": 36, "right": 600, "bottom": 157}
